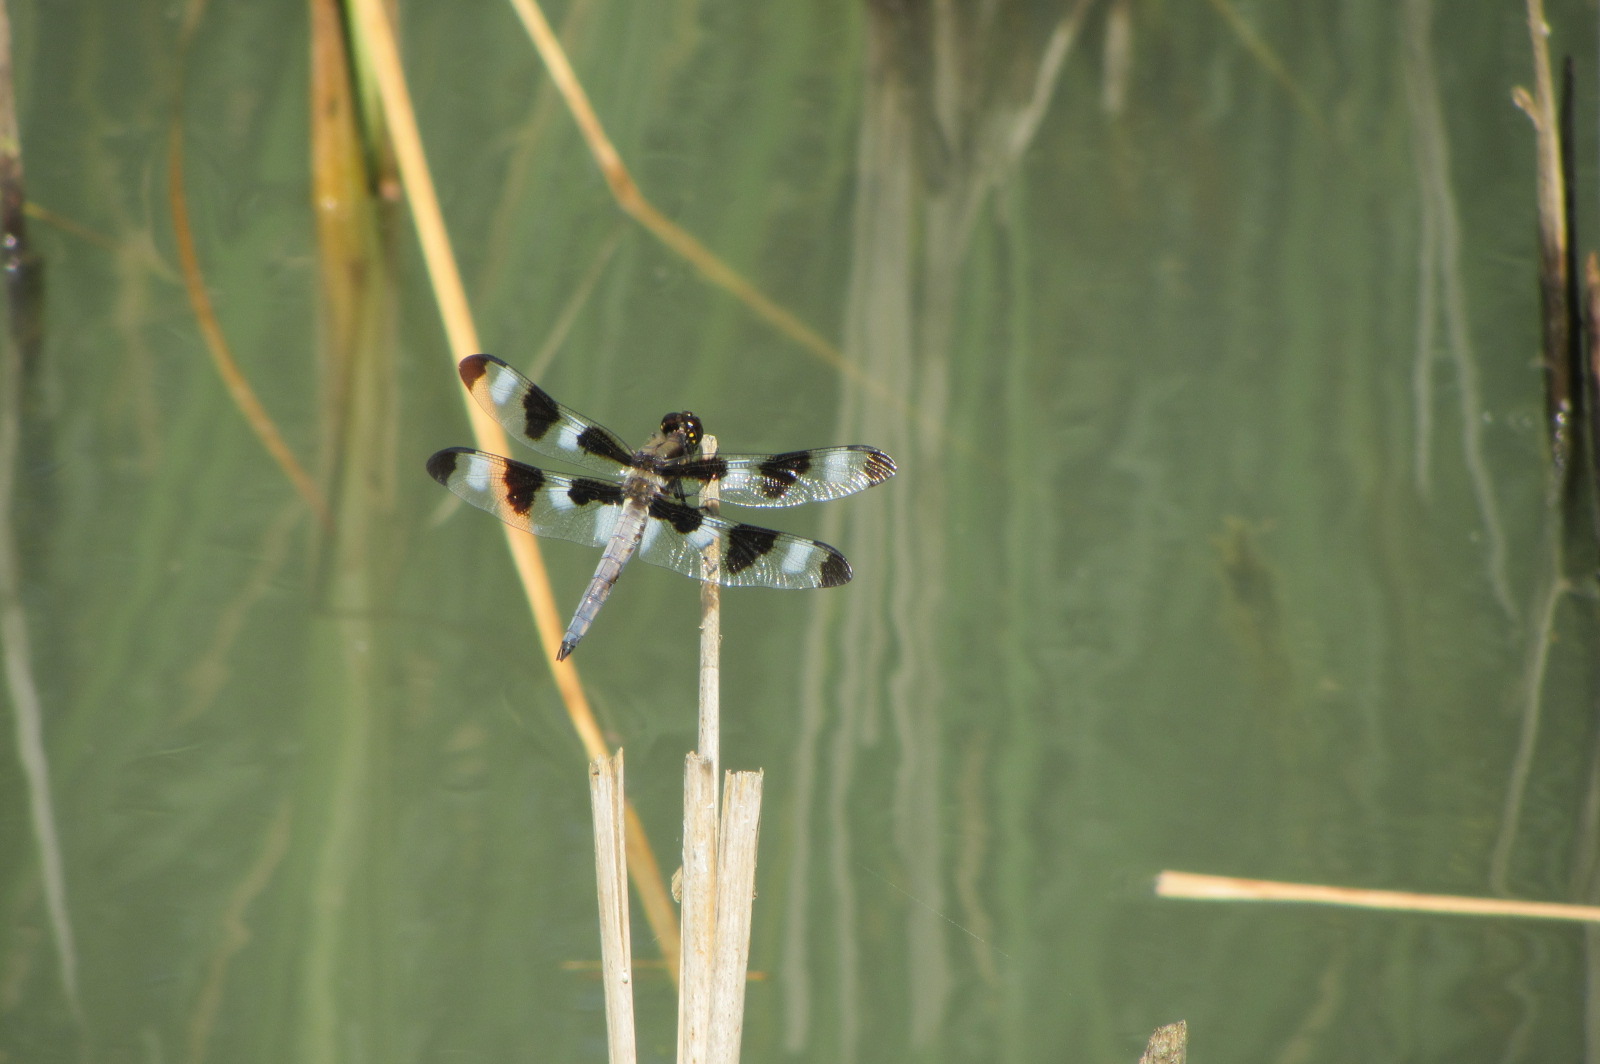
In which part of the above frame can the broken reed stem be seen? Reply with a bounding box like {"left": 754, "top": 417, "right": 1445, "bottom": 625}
{"left": 678, "top": 755, "right": 718, "bottom": 1064}
{"left": 699, "top": 435, "right": 722, "bottom": 786}
{"left": 590, "top": 751, "right": 636, "bottom": 1064}
{"left": 1138, "top": 1021, "right": 1188, "bottom": 1064}
{"left": 707, "top": 771, "right": 762, "bottom": 1064}
{"left": 679, "top": 441, "right": 759, "bottom": 1064}
{"left": 1157, "top": 870, "right": 1600, "bottom": 923}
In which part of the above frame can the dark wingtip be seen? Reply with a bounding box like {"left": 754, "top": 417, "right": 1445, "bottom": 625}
{"left": 425, "top": 448, "right": 464, "bottom": 484}
{"left": 865, "top": 449, "right": 897, "bottom": 482}
{"left": 819, "top": 549, "right": 853, "bottom": 588}
{"left": 459, "top": 354, "right": 495, "bottom": 386}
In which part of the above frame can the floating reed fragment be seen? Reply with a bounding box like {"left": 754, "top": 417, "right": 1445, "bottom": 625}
{"left": 1158, "top": 870, "right": 1600, "bottom": 923}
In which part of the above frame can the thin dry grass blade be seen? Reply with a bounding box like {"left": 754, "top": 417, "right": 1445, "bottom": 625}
{"left": 167, "top": 0, "right": 331, "bottom": 529}
{"left": 167, "top": 153, "right": 331, "bottom": 527}
{"left": 341, "top": 0, "right": 681, "bottom": 970}
{"left": 1203, "top": 0, "right": 1326, "bottom": 132}
{"left": 184, "top": 801, "right": 293, "bottom": 1064}
{"left": 21, "top": 202, "right": 118, "bottom": 254}
{"left": 504, "top": 0, "right": 899, "bottom": 403}
{"left": 523, "top": 225, "right": 624, "bottom": 384}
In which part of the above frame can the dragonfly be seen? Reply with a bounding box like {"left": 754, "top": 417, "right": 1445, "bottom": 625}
{"left": 426, "top": 354, "right": 897, "bottom": 660}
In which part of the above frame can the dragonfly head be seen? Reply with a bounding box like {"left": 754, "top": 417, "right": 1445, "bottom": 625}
{"left": 659, "top": 411, "right": 703, "bottom": 454}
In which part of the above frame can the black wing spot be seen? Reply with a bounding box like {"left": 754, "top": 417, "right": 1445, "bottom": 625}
{"left": 501, "top": 462, "right": 546, "bottom": 515}
{"left": 670, "top": 456, "right": 728, "bottom": 484}
{"left": 520, "top": 384, "right": 562, "bottom": 443}
{"left": 577, "top": 425, "right": 633, "bottom": 465}
{"left": 567, "top": 477, "right": 624, "bottom": 508}
{"left": 725, "top": 525, "right": 779, "bottom": 575}
{"left": 756, "top": 451, "right": 812, "bottom": 499}
{"left": 649, "top": 496, "right": 704, "bottom": 534}
{"left": 425, "top": 448, "right": 462, "bottom": 485}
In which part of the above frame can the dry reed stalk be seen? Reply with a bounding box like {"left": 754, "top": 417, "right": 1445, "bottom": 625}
{"left": 342, "top": 0, "right": 682, "bottom": 968}
{"left": 1587, "top": 253, "right": 1600, "bottom": 486}
{"left": 1512, "top": 0, "right": 1575, "bottom": 476}
{"left": 698, "top": 437, "right": 722, "bottom": 784}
